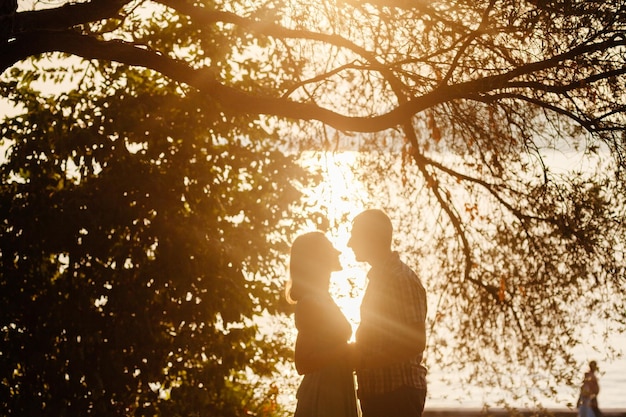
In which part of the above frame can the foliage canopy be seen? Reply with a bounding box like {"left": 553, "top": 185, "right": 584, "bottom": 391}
{"left": 1, "top": 0, "right": 626, "bottom": 414}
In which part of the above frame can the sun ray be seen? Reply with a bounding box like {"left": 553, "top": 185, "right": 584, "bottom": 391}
{"left": 298, "top": 150, "right": 373, "bottom": 336}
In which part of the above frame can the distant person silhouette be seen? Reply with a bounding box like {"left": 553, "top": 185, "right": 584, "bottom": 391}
{"left": 348, "top": 209, "right": 428, "bottom": 417}
{"left": 287, "top": 231, "right": 359, "bottom": 417}
{"left": 577, "top": 360, "right": 600, "bottom": 417}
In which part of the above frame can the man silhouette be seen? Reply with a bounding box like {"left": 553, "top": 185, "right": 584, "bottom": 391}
{"left": 349, "top": 209, "right": 427, "bottom": 417}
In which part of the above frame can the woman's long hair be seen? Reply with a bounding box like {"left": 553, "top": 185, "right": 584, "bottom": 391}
{"left": 286, "top": 231, "right": 337, "bottom": 304}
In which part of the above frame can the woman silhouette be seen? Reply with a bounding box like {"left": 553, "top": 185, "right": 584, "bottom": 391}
{"left": 287, "top": 231, "right": 359, "bottom": 417}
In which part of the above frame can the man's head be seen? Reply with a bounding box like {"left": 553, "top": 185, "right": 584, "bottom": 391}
{"left": 348, "top": 209, "right": 393, "bottom": 264}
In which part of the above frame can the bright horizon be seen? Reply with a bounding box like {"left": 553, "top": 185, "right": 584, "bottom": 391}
{"left": 292, "top": 150, "right": 626, "bottom": 411}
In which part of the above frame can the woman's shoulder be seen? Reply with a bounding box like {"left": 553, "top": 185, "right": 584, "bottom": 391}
{"left": 295, "top": 294, "right": 345, "bottom": 329}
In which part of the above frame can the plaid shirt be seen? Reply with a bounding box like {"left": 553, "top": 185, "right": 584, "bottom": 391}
{"left": 355, "top": 252, "right": 427, "bottom": 396}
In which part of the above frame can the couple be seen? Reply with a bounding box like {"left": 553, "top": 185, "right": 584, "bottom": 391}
{"left": 287, "top": 209, "right": 428, "bottom": 417}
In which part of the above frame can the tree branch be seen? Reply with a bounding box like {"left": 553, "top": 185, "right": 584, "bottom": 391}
{"left": 155, "top": 0, "right": 414, "bottom": 101}
{"left": 439, "top": 0, "right": 496, "bottom": 87}
{"left": 482, "top": 35, "right": 626, "bottom": 89}
{"left": 505, "top": 67, "right": 626, "bottom": 95}
{"left": 1, "top": 0, "right": 128, "bottom": 38}
{"left": 0, "top": 31, "right": 438, "bottom": 132}
{"left": 2, "top": 8, "right": 624, "bottom": 136}
{"left": 475, "top": 92, "right": 597, "bottom": 132}
{"left": 155, "top": 0, "right": 377, "bottom": 63}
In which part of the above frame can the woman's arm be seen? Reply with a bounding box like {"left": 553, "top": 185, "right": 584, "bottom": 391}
{"left": 295, "top": 335, "right": 351, "bottom": 374}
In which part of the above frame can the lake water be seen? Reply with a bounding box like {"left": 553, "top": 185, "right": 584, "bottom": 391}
{"left": 425, "top": 333, "right": 626, "bottom": 410}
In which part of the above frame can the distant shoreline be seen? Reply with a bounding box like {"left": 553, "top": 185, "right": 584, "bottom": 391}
{"left": 423, "top": 408, "right": 626, "bottom": 417}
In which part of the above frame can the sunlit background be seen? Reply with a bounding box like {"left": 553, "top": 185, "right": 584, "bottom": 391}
{"left": 276, "top": 150, "right": 626, "bottom": 412}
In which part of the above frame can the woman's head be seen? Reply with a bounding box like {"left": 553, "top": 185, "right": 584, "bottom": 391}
{"left": 286, "top": 231, "right": 341, "bottom": 303}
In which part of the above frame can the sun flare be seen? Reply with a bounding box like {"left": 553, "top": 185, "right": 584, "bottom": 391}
{"left": 299, "top": 151, "right": 372, "bottom": 336}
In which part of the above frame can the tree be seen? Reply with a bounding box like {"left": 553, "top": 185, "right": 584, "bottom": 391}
{"left": 1, "top": 0, "right": 625, "bottom": 412}
{"left": 0, "top": 68, "right": 312, "bottom": 415}
{"left": 0, "top": 2, "right": 317, "bottom": 415}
